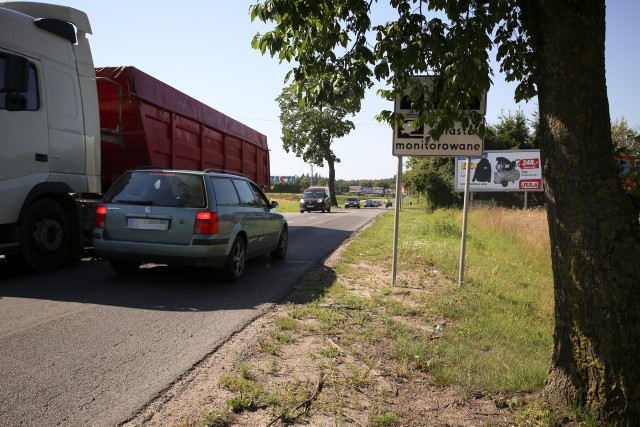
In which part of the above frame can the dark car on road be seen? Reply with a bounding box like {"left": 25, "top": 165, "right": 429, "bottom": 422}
{"left": 344, "top": 197, "right": 361, "bottom": 209}
{"left": 364, "top": 199, "right": 378, "bottom": 208}
{"left": 300, "top": 186, "right": 331, "bottom": 213}
{"left": 92, "top": 169, "right": 288, "bottom": 282}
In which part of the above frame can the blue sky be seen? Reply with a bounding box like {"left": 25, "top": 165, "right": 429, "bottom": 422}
{"left": 43, "top": 1, "right": 640, "bottom": 180}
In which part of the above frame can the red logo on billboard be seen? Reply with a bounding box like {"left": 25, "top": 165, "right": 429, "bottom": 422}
{"left": 519, "top": 179, "right": 541, "bottom": 190}
{"left": 518, "top": 158, "right": 540, "bottom": 169}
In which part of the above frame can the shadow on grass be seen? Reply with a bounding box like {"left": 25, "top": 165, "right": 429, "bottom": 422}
{"left": 285, "top": 264, "right": 337, "bottom": 305}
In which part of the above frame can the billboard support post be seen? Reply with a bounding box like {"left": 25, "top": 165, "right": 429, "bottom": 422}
{"left": 459, "top": 157, "right": 472, "bottom": 286}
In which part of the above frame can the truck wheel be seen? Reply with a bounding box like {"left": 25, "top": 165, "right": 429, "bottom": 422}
{"left": 110, "top": 259, "right": 141, "bottom": 275}
{"left": 19, "top": 199, "right": 70, "bottom": 272}
{"left": 270, "top": 226, "right": 288, "bottom": 260}
{"left": 223, "top": 237, "right": 246, "bottom": 282}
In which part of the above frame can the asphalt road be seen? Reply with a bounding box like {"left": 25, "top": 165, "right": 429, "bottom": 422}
{"left": 0, "top": 207, "right": 386, "bottom": 427}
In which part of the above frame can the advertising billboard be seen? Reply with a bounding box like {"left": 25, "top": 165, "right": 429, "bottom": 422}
{"left": 455, "top": 150, "right": 543, "bottom": 192}
{"left": 270, "top": 176, "right": 297, "bottom": 183}
{"left": 349, "top": 186, "right": 386, "bottom": 195}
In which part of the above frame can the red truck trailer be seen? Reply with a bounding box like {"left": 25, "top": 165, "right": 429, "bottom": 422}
{"left": 95, "top": 66, "right": 270, "bottom": 190}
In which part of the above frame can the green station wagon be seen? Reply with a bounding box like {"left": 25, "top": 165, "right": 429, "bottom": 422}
{"left": 92, "top": 169, "right": 288, "bottom": 281}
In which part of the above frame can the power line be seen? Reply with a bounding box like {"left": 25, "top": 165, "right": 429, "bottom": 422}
{"left": 236, "top": 116, "right": 387, "bottom": 126}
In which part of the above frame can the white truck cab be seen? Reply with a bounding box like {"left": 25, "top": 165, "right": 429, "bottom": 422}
{"left": 0, "top": 1, "right": 101, "bottom": 270}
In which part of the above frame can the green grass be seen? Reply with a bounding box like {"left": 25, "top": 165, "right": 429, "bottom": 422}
{"left": 173, "top": 408, "right": 236, "bottom": 427}
{"left": 219, "top": 365, "right": 264, "bottom": 412}
{"left": 219, "top": 363, "right": 320, "bottom": 424}
{"left": 290, "top": 303, "right": 346, "bottom": 328}
{"left": 371, "top": 411, "right": 401, "bottom": 426}
{"left": 365, "top": 206, "right": 553, "bottom": 393}
{"left": 265, "top": 193, "right": 300, "bottom": 212}
{"left": 184, "top": 203, "right": 555, "bottom": 426}
{"left": 323, "top": 205, "right": 553, "bottom": 393}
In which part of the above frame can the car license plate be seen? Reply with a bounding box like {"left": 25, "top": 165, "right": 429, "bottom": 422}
{"left": 127, "top": 218, "right": 169, "bottom": 230}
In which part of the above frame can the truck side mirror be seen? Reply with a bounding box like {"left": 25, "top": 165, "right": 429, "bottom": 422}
{"left": 2, "top": 54, "right": 29, "bottom": 93}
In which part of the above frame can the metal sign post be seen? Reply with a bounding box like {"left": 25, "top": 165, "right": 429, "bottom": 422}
{"left": 392, "top": 156, "right": 402, "bottom": 285}
{"left": 458, "top": 157, "right": 472, "bottom": 286}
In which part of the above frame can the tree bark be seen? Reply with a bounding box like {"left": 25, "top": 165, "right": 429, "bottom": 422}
{"left": 327, "top": 158, "right": 337, "bottom": 206}
{"left": 520, "top": 0, "right": 640, "bottom": 423}
{"left": 319, "top": 129, "right": 338, "bottom": 207}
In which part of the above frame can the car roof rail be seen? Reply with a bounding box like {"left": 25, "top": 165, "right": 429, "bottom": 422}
{"left": 203, "top": 168, "right": 249, "bottom": 179}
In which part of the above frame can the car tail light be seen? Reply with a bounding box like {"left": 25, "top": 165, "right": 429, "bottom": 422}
{"left": 194, "top": 212, "right": 218, "bottom": 235}
{"left": 95, "top": 205, "right": 107, "bottom": 228}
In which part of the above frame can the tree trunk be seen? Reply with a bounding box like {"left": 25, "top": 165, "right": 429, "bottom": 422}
{"left": 321, "top": 135, "right": 338, "bottom": 207}
{"left": 327, "top": 157, "right": 337, "bottom": 207}
{"left": 521, "top": 0, "right": 640, "bottom": 423}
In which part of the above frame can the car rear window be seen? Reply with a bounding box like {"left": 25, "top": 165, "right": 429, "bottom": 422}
{"left": 104, "top": 171, "right": 205, "bottom": 208}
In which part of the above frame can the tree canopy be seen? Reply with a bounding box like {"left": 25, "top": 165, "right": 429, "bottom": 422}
{"left": 484, "top": 109, "right": 534, "bottom": 150}
{"left": 276, "top": 85, "right": 355, "bottom": 205}
{"left": 612, "top": 117, "right": 640, "bottom": 157}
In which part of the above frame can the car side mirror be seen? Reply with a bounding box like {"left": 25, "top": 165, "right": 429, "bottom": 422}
{"left": 270, "top": 200, "right": 279, "bottom": 209}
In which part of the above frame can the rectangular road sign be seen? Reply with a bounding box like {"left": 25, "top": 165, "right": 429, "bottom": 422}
{"left": 393, "top": 75, "right": 486, "bottom": 157}
{"left": 394, "top": 124, "right": 484, "bottom": 156}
